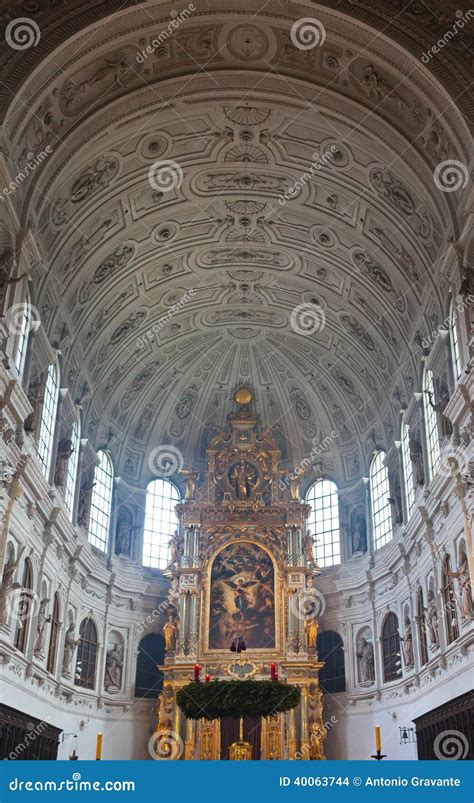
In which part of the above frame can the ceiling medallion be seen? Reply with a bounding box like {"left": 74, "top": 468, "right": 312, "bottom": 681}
{"left": 235, "top": 387, "right": 253, "bottom": 405}
{"left": 226, "top": 24, "right": 269, "bottom": 61}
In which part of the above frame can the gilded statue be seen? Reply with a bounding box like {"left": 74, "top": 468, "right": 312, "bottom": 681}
{"left": 304, "top": 616, "right": 318, "bottom": 650}
{"left": 180, "top": 469, "right": 200, "bottom": 500}
{"left": 163, "top": 612, "right": 178, "bottom": 652}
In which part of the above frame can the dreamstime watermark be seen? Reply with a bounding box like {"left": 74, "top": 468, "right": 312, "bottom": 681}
{"left": 433, "top": 160, "right": 470, "bottom": 193}
{"left": 5, "top": 17, "right": 40, "bottom": 49}
{"left": 433, "top": 729, "right": 469, "bottom": 760}
{"left": 8, "top": 717, "right": 52, "bottom": 760}
{"left": 5, "top": 587, "right": 40, "bottom": 630}
{"left": 290, "top": 587, "right": 326, "bottom": 622}
{"left": 419, "top": 294, "right": 471, "bottom": 350}
{"left": 0, "top": 146, "right": 53, "bottom": 201}
{"left": 148, "top": 445, "right": 184, "bottom": 477}
{"left": 290, "top": 17, "right": 326, "bottom": 49}
{"left": 421, "top": 9, "right": 474, "bottom": 63}
{"left": 279, "top": 146, "right": 338, "bottom": 204}
{"left": 5, "top": 303, "right": 41, "bottom": 337}
{"left": 437, "top": 445, "right": 469, "bottom": 479}
{"left": 295, "top": 715, "right": 338, "bottom": 760}
{"left": 137, "top": 4, "right": 195, "bottom": 63}
{"left": 147, "top": 159, "right": 184, "bottom": 194}
{"left": 148, "top": 729, "right": 184, "bottom": 760}
{"left": 290, "top": 302, "right": 326, "bottom": 336}
{"left": 136, "top": 289, "right": 196, "bottom": 348}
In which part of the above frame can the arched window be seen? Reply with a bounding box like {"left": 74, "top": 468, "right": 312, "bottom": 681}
{"left": 382, "top": 612, "right": 401, "bottom": 683}
{"left": 449, "top": 299, "right": 462, "bottom": 380}
{"left": 423, "top": 369, "right": 440, "bottom": 480}
{"left": 370, "top": 451, "right": 392, "bottom": 549}
{"left": 306, "top": 480, "right": 340, "bottom": 567}
{"left": 135, "top": 633, "right": 165, "bottom": 698}
{"left": 417, "top": 586, "right": 428, "bottom": 666}
{"left": 401, "top": 422, "right": 415, "bottom": 517}
{"left": 13, "top": 294, "right": 30, "bottom": 377}
{"left": 37, "top": 362, "right": 59, "bottom": 478}
{"left": 316, "top": 631, "right": 346, "bottom": 693}
{"left": 13, "top": 558, "right": 33, "bottom": 653}
{"left": 47, "top": 593, "right": 60, "bottom": 674}
{"left": 143, "top": 479, "right": 180, "bottom": 569}
{"left": 64, "top": 421, "right": 80, "bottom": 519}
{"left": 75, "top": 618, "right": 98, "bottom": 689}
{"left": 443, "top": 555, "right": 459, "bottom": 645}
{"left": 88, "top": 450, "right": 114, "bottom": 552}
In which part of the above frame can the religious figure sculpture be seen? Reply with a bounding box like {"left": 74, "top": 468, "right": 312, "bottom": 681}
{"left": 288, "top": 467, "right": 305, "bottom": 501}
{"left": 54, "top": 438, "right": 74, "bottom": 488}
{"left": 24, "top": 381, "right": 43, "bottom": 434}
{"left": 446, "top": 556, "right": 472, "bottom": 620}
{"left": 351, "top": 512, "right": 367, "bottom": 554}
{"left": 168, "top": 530, "right": 181, "bottom": 567}
{"left": 0, "top": 545, "right": 25, "bottom": 621}
{"left": 34, "top": 597, "right": 50, "bottom": 654}
{"left": 104, "top": 643, "right": 123, "bottom": 691}
{"left": 304, "top": 615, "right": 318, "bottom": 651}
{"left": 426, "top": 590, "right": 439, "bottom": 646}
{"left": 62, "top": 622, "right": 80, "bottom": 676}
{"left": 357, "top": 637, "right": 375, "bottom": 684}
{"left": 163, "top": 612, "right": 178, "bottom": 653}
{"left": 229, "top": 459, "right": 257, "bottom": 499}
{"left": 426, "top": 385, "right": 453, "bottom": 438}
{"left": 115, "top": 508, "right": 136, "bottom": 557}
{"left": 77, "top": 481, "right": 95, "bottom": 527}
{"left": 304, "top": 530, "right": 315, "bottom": 564}
{"left": 400, "top": 616, "right": 414, "bottom": 668}
{"left": 0, "top": 250, "right": 26, "bottom": 307}
{"left": 179, "top": 469, "right": 200, "bottom": 500}
{"left": 409, "top": 432, "right": 425, "bottom": 485}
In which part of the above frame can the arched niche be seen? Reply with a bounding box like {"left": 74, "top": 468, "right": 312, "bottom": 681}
{"left": 104, "top": 629, "right": 124, "bottom": 693}
{"left": 208, "top": 541, "right": 275, "bottom": 651}
{"left": 354, "top": 625, "right": 375, "bottom": 686}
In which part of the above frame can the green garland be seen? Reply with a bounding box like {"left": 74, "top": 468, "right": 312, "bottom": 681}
{"left": 176, "top": 679, "right": 300, "bottom": 721}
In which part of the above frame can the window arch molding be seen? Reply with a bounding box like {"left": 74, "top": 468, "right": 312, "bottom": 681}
{"left": 88, "top": 450, "right": 114, "bottom": 552}
{"left": 37, "top": 361, "right": 60, "bottom": 479}
{"left": 381, "top": 611, "right": 401, "bottom": 683}
{"left": 74, "top": 616, "right": 99, "bottom": 690}
{"left": 369, "top": 451, "right": 392, "bottom": 549}
{"left": 423, "top": 367, "right": 441, "bottom": 480}
{"left": 305, "top": 479, "right": 340, "bottom": 567}
{"left": 142, "top": 479, "right": 180, "bottom": 569}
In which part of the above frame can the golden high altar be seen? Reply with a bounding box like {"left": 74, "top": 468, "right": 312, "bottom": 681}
{"left": 155, "top": 388, "right": 326, "bottom": 760}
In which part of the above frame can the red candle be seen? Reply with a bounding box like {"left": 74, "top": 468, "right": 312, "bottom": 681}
{"left": 194, "top": 664, "right": 200, "bottom": 682}
{"left": 205, "top": 674, "right": 210, "bottom": 682}
{"left": 271, "top": 663, "right": 277, "bottom": 681}
{"left": 274, "top": 672, "right": 279, "bottom": 682}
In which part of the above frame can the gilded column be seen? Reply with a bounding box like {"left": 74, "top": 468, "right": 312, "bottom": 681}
{"left": 300, "top": 686, "right": 309, "bottom": 758}
{"left": 287, "top": 708, "right": 296, "bottom": 759}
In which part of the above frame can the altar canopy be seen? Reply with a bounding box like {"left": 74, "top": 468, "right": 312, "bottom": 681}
{"left": 154, "top": 387, "right": 326, "bottom": 760}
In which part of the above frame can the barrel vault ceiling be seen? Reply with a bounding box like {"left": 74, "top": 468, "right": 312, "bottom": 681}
{"left": 0, "top": 0, "right": 471, "bottom": 486}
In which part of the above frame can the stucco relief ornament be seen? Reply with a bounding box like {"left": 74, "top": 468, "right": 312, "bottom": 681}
{"left": 60, "top": 51, "right": 138, "bottom": 114}
{"left": 369, "top": 168, "right": 431, "bottom": 238}
{"left": 226, "top": 24, "right": 269, "bottom": 60}
{"left": 70, "top": 157, "right": 119, "bottom": 204}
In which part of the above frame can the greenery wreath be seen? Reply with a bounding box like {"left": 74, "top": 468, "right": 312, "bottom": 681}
{"left": 176, "top": 679, "right": 300, "bottom": 721}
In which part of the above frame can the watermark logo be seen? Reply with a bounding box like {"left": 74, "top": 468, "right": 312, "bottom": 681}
{"left": 5, "top": 587, "right": 40, "bottom": 630}
{"left": 290, "top": 587, "right": 326, "bottom": 622}
{"left": 278, "top": 146, "right": 338, "bottom": 204}
{"left": 421, "top": 9, "right": 474, "bottom": 63}
{"left": 290, "top": 18, "right": 326, "bottom": 49}
{"left": 148, "top": 445, "right": 184, "bottom": 478}
{"left": 5, "top": 17, "right": 40, "bottom": 49}
{"left": 433, "top": 729, "right": 469, "bottom": 760}
{"left": 136, "top": 289, "right": 196, "bottom": 348}
{"left": 433, "top": 160, "right": 469, "bottom": 193}
{"left": 437, "top": 446, "right": 468, "bottom": 479}
{"left": 290, "top": 302, "right": 326, "bottom": 336}
{"left": 137, "top": 4, "right": 195, "bottom": 63}
{"left": 148, "top": 729, "right": 184, "bottom": 760}
{"left": 5, "top": 303, "right": 40, "bottom": 336}
{"left": 148, "top": 159, "right": 184, "bottom": 194}
{"left": 1, "top": 146, "right": 53, "bottom": 201}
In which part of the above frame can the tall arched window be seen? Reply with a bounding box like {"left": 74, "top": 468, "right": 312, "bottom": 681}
{"left": 449, "top": 299, "right": 462, "bottom": 380}
{"left": 443, "top": 555, "right": 459, "bottom": 645}
{"left": 13, "top": 558, "right": 33, "bottom": 654}
{"left": 316, "top": 630, "right": 346, "bottom": 692}
{"left": 75, "top": 618, "right": 98, "bottom": 689}
{"left": 370, "top": 451, "right": 392, "bottom": 549}
{"left": 417, "top": 586, "right": 428, "bottom": 666}
{"left": 88, "top": 450, "right": 114, "bottom": 552}
{"left": 135, "top": 633, "right": 165, "bottom": 698}
{"left": 382, "top": 612, "right": 401, "bottom": 683}
{"left": 47, "top": 593, "right": 60, "bottom": 674}
{"left": 423, "top": 369, "right": 440, "bottom": 480}
{"left": 306, "top": 480, "right": 340, "bottom": 567}
{"left": 13, "top": 294, "right": 30, "bottom": 377}
{"left": 37, "top": 362, "right": 59, "bottom": 478}
{"left": 401, "top": 422, "right": 415, "bottom": 517}
{"left": 143, "top": 479, "right": 180, "bottom": 569}
{"left": 64, "top": 421, "right": 80, "bottom": 519}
